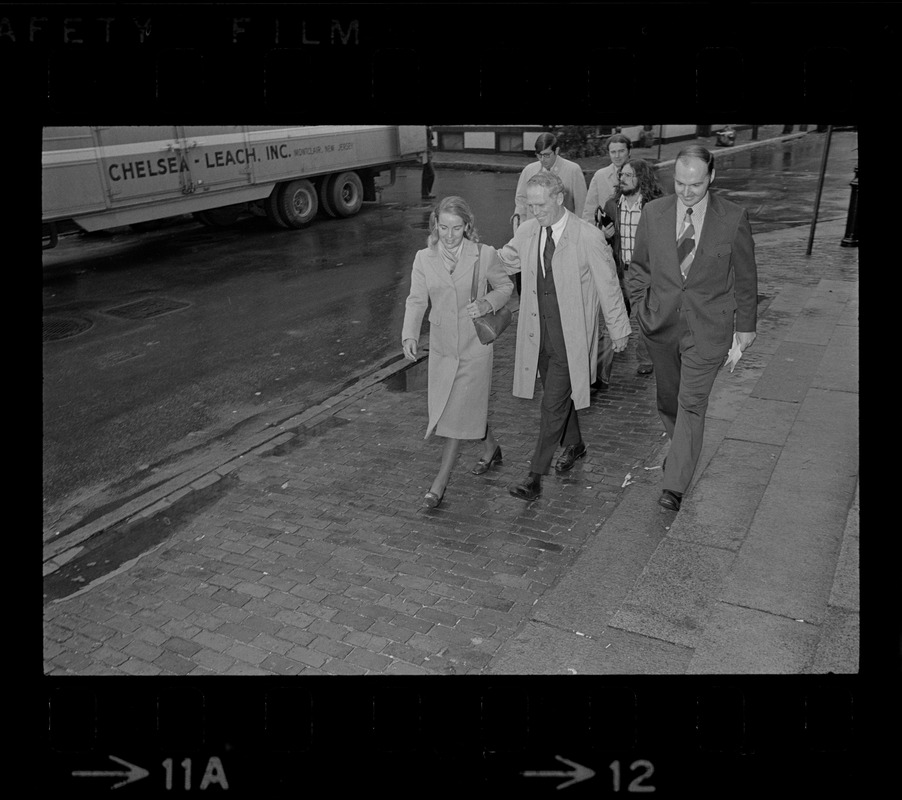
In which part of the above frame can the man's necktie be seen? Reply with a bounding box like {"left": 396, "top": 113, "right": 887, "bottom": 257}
{"left": 543, "top": 227, "right": 555, "bottom": 274}
{"left": 677, "top": 207, "right": 695, "bottom": 278}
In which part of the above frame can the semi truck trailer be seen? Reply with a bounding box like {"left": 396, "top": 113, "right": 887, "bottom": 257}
{"left": 42, "top": 125, "right": 427, "bottom": 248}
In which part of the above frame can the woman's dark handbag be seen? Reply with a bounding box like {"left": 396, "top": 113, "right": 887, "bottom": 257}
{"left": 470, "top": 245, "right": 512, "bottom": 345}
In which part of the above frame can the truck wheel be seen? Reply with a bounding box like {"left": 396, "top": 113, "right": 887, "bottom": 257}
{"left": 194, "top": 206, "right": 242, "bottom": 227}
{"left": 318, "top": 176, "right": 338, "bottom": 218}
{"left": 278, "top": 179, "right": 318, "bottom": 228}
{"left": 264, "top": 186, "right": 289, "bottom": 228}
{"left": 328, "top": 171, "right": 364, "bottom": 218}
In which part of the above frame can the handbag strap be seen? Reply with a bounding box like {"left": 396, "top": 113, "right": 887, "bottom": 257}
{"left": 470, "top": 243, "right": 482, "bottom": 303}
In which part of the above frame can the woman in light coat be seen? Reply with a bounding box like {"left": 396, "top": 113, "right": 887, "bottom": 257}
{"left": 402, "top": 196, "right": 513, "bottom": 508}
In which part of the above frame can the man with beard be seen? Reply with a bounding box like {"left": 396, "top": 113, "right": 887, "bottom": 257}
{"left": 597, "top": 158, "right": 665, "bottom": 380}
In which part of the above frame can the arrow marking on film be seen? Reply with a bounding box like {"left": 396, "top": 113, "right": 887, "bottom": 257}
{"left": 72, "top": 754, "right": 150, "bottom": 790}
{"left": 522, "top": 754, "right": 595, "bottom": 790}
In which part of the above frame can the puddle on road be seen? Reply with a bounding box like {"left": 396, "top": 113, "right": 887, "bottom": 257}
{"left": 42, "top": 473, "right": 238, "bottom": 605}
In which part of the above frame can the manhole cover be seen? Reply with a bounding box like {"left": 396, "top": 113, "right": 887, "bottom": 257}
{"left": 103, "top": 297, "right": 191, "bottom": 320}
{"left": 43, "top": 316, "right": 93, "bottom": 343}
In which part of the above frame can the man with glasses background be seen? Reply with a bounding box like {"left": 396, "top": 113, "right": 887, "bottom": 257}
{"left": 598, "top": 158, "right": 664, "bottom": 379}
{"left": 511, "top": 132, "right": 588, "bottom": 296}
{"left": 583, "top": 133, "right": 632, "bottom": 223}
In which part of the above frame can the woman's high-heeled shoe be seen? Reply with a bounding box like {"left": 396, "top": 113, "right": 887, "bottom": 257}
{"left": 471, "top": 445, "right": 503, "bottom": 475}
{"left": 423, "top": 488, "right": 445, "bottom": 508}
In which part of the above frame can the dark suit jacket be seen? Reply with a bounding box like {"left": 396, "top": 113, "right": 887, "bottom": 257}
{"left": 628, "top": 191, "right": 757, "bottom": 359}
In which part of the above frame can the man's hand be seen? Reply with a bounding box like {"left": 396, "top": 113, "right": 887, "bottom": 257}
{"left": 602, "top": 223, "right": 615, "bottom": 239}
{"left": 611, "top": 335, "right": 629, "bottom": 353}
{"left": 735, "top": 331, "right": 757, "bottom": 351}
{"left": 402, "top": 338, "right": 418, "bottom": 360}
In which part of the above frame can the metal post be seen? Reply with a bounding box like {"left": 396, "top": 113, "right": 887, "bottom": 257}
{"left": 657, "top": 125, "right": 663, "bottom": 162}
{"left": 751, "top": 125, "right": 759, "bottom": 140}
{"left": 806, "top": 125, "right": 834, "bottom": 256}
{"left": 841, "top": 166, "right": 858, "bottom": 247}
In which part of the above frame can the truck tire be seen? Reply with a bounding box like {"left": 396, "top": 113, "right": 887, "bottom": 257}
{"left": 318, "top": 175, "right": 338, "bottom": 218}
{"left": 194, "top": 206, "right": 243, "bottom": 227}
{"left": 264, "top": 186, "right": 290, "bottom": 228}
{"left": 328, "top": 171, "right": 364, "bottom": 218}
{"left": 278, "top": 179, "right": 318, "bottom": 228}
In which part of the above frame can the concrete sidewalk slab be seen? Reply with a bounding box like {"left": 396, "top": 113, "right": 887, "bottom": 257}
{"left": 667, "top": 439, "right": 779, "bottom": 552}
{"left": 486, "top": 620, "right": 693, "bottom": 675}
{"left": 527, "top": 480, "right": 672, "bottom": 639}
{"left": 814, "top": 324, "right": 858, "bottom": 394}
{"left": 726, "top": 397, "right": 800, "bottom": 448}
{"left": 826, "top": 481, "right": 860, "bottom": 614}
{"left": 609, "top": 539, "right": 737, "bottom": 649}
{"left": 806, "top": 607, "right": 859, "bottom": 674}
{"left": 686, "top": 603, "right": 822, "bottom": 674}
{"left": 751, "top": 340, "right": 826, "bottom": 403}
{"left": 720, "top": 388, "right": 858, "bottom": 625}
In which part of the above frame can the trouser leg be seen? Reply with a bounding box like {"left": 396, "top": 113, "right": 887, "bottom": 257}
{"left": 597, "top": 328, "right": 613, "bottom": 384}
{"left": 644, "top": 325, "right": 724, "bottom": 494}
{"left": 664, "top": 333, "right": 723, "bottom": 493}
{"left": 635, "top": 329, "right": 652, "bottom": 368}
{"left": 643, "top": 332, "right": 681, "bottom": 440}
{"left": 531, "top": 347, "right": 581, "bottom": 474}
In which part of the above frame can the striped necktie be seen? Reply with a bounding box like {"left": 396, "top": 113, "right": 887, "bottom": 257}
{"left": 677, "top": 207, "right": 695, "bottom": 277}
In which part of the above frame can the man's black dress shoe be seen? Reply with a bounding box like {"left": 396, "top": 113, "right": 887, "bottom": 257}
{"left": 424, "top": 488, "right": 445, "bottom": 508}
{"left": 509, "top": 475, "right": 541, "bottom": 501}
{"left": 472, "top": 445, "right": 503, "bottom": 475}
{"left": 590, "top": 379, "right": 609, "bottom": 394}
{"left": 555, "top": 442, "right": 587, "bottom": 472}
{"left": 658, "top": 489, "right": 683, "bottom": 511}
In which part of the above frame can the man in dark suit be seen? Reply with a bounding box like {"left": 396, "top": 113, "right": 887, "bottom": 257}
{"left": 629, "top": 146, "right": 758, "bottom": 512}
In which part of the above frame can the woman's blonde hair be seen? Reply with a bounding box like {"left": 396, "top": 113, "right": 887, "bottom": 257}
{"left": 427, "top": 196, "right": 479, "bottom": 248}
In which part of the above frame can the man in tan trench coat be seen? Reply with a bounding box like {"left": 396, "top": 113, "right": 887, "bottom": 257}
{"left": 497, "top": 171, "right": 631, "bottom": 501}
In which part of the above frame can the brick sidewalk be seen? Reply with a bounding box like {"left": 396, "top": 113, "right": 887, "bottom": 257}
{"left": 43, "top": 215, "right": 858, "bottom": 676}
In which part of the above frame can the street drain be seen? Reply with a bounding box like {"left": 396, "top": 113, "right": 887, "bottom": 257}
{"left": 43, "top": 315, "right": 94, "bottom": 343}
{"left": 103, "top": 297, "right": 191, "bottom": 320}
